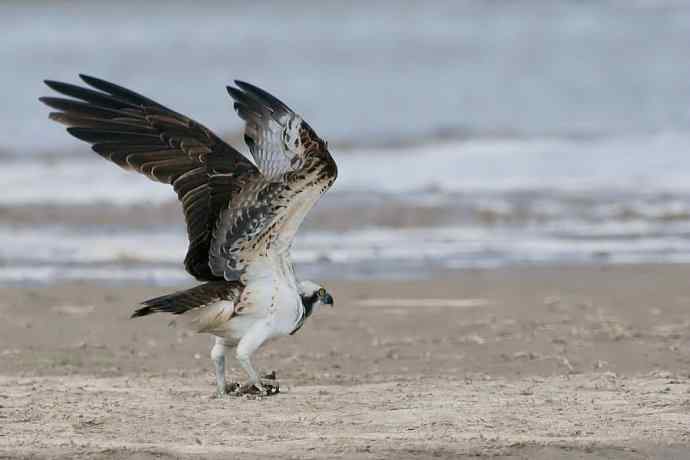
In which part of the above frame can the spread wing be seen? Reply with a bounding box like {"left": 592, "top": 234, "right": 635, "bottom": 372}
{"left": 227, "top": 81, "right": 329, "bottom": 180}
{"left": 40, "top": 75, "right": 337, "bottom": 284}
{"left": 40, "top": 75, "right": 259, "bottom": 281}
{"left": 209, "top": 81, "right": 338, "bottom": 281}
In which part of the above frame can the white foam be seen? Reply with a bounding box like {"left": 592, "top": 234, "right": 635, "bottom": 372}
{"left": 0, "top": 264, "right": 188, "bottom": 285}
{"left": 0, "top": 226, "right": 184, "bottom": 263}
{"left": 6, "top": 133, "right": 690, "bottom": 205}
{"left": 6, "top": 222, "right": 690, "bottom": 267}
{"left": 3, "top": 221, "right": 690, "bottom": 285}
{"left": 335, "top": 133, "right": 690, "bottom": 195}
{"left": 4, "top": 159, "right": 174, "bottom": 205}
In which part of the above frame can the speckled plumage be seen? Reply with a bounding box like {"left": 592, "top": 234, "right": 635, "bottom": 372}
{"left": 40, "top": 75, "right": 337, "bottom": 396}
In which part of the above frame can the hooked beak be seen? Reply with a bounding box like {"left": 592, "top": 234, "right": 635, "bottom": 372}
{"left": 323, "top": 293, "right": 334, "bottom": 307}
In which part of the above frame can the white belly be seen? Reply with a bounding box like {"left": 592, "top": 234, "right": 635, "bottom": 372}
{"left": 173, "top": 300, "right": 235, "bottom": 336}
{"left": 225, "top": 253, "right": 304, "bottom": 342}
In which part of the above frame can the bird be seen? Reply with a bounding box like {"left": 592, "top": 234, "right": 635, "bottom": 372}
{"left": 40, "top": 75, "right": 338, "bottom": 397}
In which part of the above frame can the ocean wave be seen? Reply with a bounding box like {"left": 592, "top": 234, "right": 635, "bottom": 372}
{"left": 5, "top": 133, "right": 690, "bottom": 206}
{"left": 3, "top": 132, "right": 690, "bottom": 284}
{"left": 3, "top": 221, "right": 690, "bottom": 285}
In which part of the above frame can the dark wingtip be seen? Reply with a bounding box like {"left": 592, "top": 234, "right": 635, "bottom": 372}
{"left": 233, "top": 80, "right": 250, "bottom": 90}
{"left": 226, "top": 85, "right": 243, "bottom": 100}
{"left": 65, "top": 127, "right": 89, "bottom": 141}
{"left": 226, "top": 86, "right": 262, "bottom": 120}
{"left": 233, "top": 80, "right": 262, "bottom": 92}
{"left": 43, "top": 79, "right": 63, "bottom": 91}
{"left": 78, "top": 74, "right": 97, "bottom": 85}
{"left": 233, "top": 80, "right": 292, "bottom": 113}
{"left": 48, "top": 112, "right": 68, "bottom": 124}
{"left": 78, "top": 74, "right": 110, "bottom": 89}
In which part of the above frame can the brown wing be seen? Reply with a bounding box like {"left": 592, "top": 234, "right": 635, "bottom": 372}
{"left": 132, "top": 280, "right": 243, "bottom": 317}
{"left": 226, "top": 80, "right": 337, "bottom": 181}
{"left": 40, "top": 75, "right": 260, "bottom": 280}
{"left": 207, "top": 82, "right": 338, "bottom": 281}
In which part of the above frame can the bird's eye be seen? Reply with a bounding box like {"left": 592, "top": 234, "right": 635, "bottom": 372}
{"left": 318, "top": 288, "right": 326, "bottom": 297}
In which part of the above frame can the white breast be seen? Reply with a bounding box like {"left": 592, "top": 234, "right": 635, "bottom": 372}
{"left": 270, "top": 254, "right": 304, "bottom": 335}
{"left": 229, "top": 251, "right": 303, "bottom": 342}
{"left": 216, "top": 180, "right": 322, "bottom": 343}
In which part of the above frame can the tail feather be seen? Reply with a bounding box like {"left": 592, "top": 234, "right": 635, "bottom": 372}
{"left": 131, "top": 281, "right": 241, "bottom": 318}
{"left": 130, "top": 293, "right": 183, "bottom": 318}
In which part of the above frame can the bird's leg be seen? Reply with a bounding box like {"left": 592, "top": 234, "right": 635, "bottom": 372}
{"left": 210, "top": 336, "right": 227, "bottom": 398}
{"left": 234, "top": 322, "right": 278, "bottom": 396}
{"left": 236, "top": 342, "right": 261, "bottom": 394}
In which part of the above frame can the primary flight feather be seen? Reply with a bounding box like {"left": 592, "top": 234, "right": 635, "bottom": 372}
{"left": 40, "top": 75, "right": 337, "bottom": 396}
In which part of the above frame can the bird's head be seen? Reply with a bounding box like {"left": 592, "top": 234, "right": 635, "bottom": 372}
{"left": 299, "top": 280, "right": 334, "bottom": 316}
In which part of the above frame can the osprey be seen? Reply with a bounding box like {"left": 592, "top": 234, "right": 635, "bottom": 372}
{"left": 40, "top": 75, "right": 337, "bottom": 397}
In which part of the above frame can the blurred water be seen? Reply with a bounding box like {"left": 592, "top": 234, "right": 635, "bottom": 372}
{"left": 3, "top": 135, "right": 690, "bottom": 284}
{"left": 3, "top": 0, "right": 690, "bottom": 284}
{"left": 5, "top": 135, "right": 690, "bottom": 205}
{"left": 3, "top": 0, "right": 690, "bottom": 152}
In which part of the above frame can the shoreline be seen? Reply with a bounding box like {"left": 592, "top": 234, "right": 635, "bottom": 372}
{"left": 2, "top": 263, "right": 690, "bottom": 457}
{"left": 2, "top": 262, "right": 690, "bottom": 378}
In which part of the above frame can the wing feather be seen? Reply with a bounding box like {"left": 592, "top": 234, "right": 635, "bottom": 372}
{"left": 208, "top": 82, "right": 338, "bottom": 280}
{"left": 41, "top": 76, "right": 337, "bottom": 284}
{"left": 226, "top": 82, "right": 307, "bottom": 179}
{"left": 41, "top": 75, "right": 259, "bottom": 280}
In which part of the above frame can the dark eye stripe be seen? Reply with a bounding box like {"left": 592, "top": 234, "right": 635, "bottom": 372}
{"left": 302, "top": 292, "right": 318, "bottom": 307}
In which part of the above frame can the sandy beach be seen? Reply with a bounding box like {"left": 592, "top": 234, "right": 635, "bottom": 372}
{"left": 1, "top": 263, "right": 689, "bottom": 459}
{"left": 4, "top": 2, "right": 690, "bottom": 458}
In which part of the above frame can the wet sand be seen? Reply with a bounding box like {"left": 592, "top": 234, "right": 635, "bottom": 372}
{"left": 1, "top": 264, "right": 690, "bottom": 458}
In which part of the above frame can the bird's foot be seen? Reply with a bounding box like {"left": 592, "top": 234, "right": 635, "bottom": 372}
{"left": 212, "top": 388, "right": 230, "bottom": 399}
{"left": 225, "top": 371, "right": 279, "bottom": 398}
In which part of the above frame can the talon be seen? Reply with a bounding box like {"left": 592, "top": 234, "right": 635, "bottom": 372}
{"left": 250, "top": 383, "right": 262, "bottom": 394}
{"left": 227, "top": 379, "right": 279, "bottom": 397}
{"left": 259, "top": 379, "right": 280, "bottom": 395}
{"left": 225, "top": 382, "right": 240, "bottom": 394}
{"left": 235, "top": 382, "right": 264, "bottom": 396}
